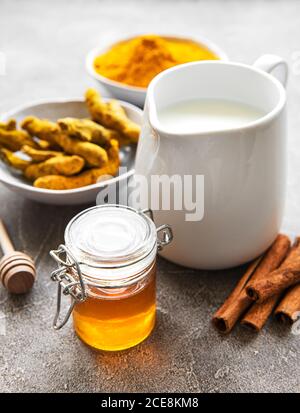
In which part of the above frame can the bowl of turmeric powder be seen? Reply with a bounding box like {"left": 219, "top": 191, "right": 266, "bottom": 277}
{"left": 0, "top": 89, "right": 142, "bottom": 205}
{"left": 86, "top": 34, "right": 228, "bottom": 107}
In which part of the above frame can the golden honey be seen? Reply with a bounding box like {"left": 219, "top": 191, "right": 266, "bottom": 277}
{"left": 50, "top": 205, "right": 172, "bottom": 352}
{"left": 73, "top": 264, "right": 156, "bottom": 351}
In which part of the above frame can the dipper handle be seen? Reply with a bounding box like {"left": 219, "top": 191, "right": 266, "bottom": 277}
{"left": 0, "top": 219, "right": 36, "bottom": 294}
{"left": 0, "top": 219, "right": 15, "bottom": 255}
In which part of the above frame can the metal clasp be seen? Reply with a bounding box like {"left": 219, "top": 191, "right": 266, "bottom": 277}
{"left": 141, "top": 208, "right": 173, "bottom": 251}
{"left": 156, "top": 224, "right": 173, "bottom": 251}
{"left": 50, "top": 245, "right": 87, "bottom": 330}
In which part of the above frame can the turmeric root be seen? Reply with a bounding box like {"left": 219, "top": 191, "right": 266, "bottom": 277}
{"left": 0, "top": 128, "right": 36, "bottom": 151}
{"left": 0, "top": 90, "right": 133, "bottom": 191}
{"left": 21, "top": 116, "right": 59, "bottom": 146}
{"left": 58, "top": 117, "right": 119, "bottom": 145}
{"left": 22, "top": 145, "right": 63, "bottom": 162}
{"left": 0, "top": 148, "right": 31, "bottom": 171}
{"left": 24, "top": 155, "right": 85, "bottom": 181}
{"left": 21, "top": 116, "right": 108, "bottom": 167}
{"left": 33, "top": 164, "right": 118, "bottom": 190}
{"left": 105, "top": 100, "right": 132, "bottom": 146}
{"left": 34, "top": 139, "right": 120, "bottom": 190}
{"left": 107, "top": 100, "right": 127, "bottom": 117}
{"left": 103, "top": 103, "right": 133, "bottom": 146}
{"left": 55, "top": 133, "right": 108, "bottom": 167}
{"left": 105, "top": 138, "right": 120, "bottom": 163}
{"left": 85, "top": 89, "right": 140, "bottom": 143}
{"left": 112, "top": 133, "right": 133, "bottom": 147}
{"left": 0, "top": 119, "right": 17, "bottom": 131}
{"left": 36, "top": 139, "right": 52, "bottom": 150}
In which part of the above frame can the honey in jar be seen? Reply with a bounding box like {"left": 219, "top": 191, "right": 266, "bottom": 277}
{"left": 50, "top": 205, "right": 172, "bottom": 351}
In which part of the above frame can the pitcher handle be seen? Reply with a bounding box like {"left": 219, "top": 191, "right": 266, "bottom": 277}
{"left": 253, "top": 54, "right": 288, "bottom": 87}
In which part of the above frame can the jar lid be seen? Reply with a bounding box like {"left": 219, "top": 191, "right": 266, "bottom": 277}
{"left": 65, "top": 205, "right": 157, "bottom": 273}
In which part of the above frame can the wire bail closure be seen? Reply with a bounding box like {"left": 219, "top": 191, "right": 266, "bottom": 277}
{"left": 50, "top": 208, "right": 173, "bottom": 330}
{"left": 50, "top": 244, "right": 87, "bottom": 330}
{"left": 141, "top": 208, "right": 173, "bottom": 251}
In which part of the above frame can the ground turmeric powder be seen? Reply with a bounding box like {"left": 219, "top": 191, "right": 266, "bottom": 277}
{"left": 93, "top": 34, "right": 219, "bottom": 88}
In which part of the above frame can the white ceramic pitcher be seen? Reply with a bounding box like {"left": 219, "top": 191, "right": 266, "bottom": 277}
{"left": 133, "top": 55, "right": 288, "bottom": 269}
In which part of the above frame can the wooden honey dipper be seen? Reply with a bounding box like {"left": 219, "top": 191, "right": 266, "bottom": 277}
{"left": 0, "top": 219, "right": 36, "bottom": 294}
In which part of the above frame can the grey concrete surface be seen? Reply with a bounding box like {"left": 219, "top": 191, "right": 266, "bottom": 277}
{"left": 0, "top": 0, "right": 300, "bottom": 393}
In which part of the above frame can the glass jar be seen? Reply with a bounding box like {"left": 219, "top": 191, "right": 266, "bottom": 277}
{"left": 50, "top": 205, "right": 173, "bottom": 351}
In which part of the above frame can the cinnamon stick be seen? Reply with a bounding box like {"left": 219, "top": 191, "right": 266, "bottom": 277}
{"left": 212, "top": 234, "right": 290, "bottom": 333}
{"left": 275, "top": 284, "right": 300, "bottom": 324}
{"left": 241, "top": 296, "right": 280, "bottom": 331}
{"left": 240, "top": 238, "right": 300, "bottom": 331}
{"left": 212, "top": 257, "right": 261, "bottom": 334}
{"left": 246, "top": 238, "right": 300, "bottom": 303}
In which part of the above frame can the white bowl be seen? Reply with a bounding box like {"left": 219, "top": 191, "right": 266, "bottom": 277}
{"left": 86, "top": 34, "right": 228, "bottom": 107}
{"left": 0, "top": 98, "right": 143, "bottom": 205}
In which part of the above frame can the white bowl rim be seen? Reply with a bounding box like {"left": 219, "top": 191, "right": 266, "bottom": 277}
{"left": 0, "top": 97, "right": 142, "bottom": 196}
{"left": 86, "top": 33, "right": 228, "bottom": 93}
